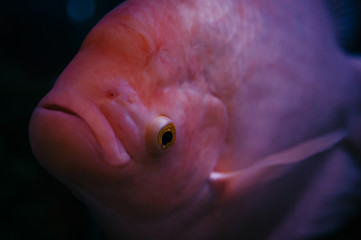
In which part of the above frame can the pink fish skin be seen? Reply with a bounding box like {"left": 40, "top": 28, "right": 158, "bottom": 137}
{"left": 29, "top": 0, "right": 361, "bottom": 239}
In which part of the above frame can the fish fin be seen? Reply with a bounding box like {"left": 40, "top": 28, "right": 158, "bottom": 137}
{"left": 267, "top": 147, "right": 361, "bottom": 240}
{"left": 210, "top": 129, "right": 348, "bottom": 197}
{"left": 210, "top": 130, "right": 361, "bottom": 239}
{"left": 254, "top": 128, "right": 348, "bottom": 167}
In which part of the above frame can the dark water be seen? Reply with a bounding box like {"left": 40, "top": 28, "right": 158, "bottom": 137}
{"left": 0, "top": 0, "right": 123, "bottom": 239}
{"left": 0, "top": 0, "right": 360, "bottom": 239}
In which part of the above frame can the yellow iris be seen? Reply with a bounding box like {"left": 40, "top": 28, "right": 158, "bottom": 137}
{"left": 146, "top": 115, "right": 176, "bottom": 153}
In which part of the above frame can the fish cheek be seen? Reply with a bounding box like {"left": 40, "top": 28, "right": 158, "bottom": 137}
{"left": 196, "top": 95, "right": 228, "bottom": 171}
{"left": 174, "top": 94, "right": 229, "bottom": 189}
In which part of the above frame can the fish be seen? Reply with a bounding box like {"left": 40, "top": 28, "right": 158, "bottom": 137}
{"left": 29, "top": 0, "right": 361, "bottom": 239}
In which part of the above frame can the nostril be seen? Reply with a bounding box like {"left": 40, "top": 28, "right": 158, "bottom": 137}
{"left": 107, "top": 90, "right": 119, "bottom": 99}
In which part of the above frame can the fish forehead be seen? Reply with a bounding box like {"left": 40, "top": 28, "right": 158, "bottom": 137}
{"left": 76, "top": 0, "right": 253, "bottom": 101}
{"left": 79, "top": 0, "right": 334, "bottom": 100}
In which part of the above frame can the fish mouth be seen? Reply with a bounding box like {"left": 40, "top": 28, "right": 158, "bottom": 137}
{"left": 30, "top": 100, "right": 131, "bottom": 166}
{"left": 41, "top": 104, "right": 79, "bottom": 117}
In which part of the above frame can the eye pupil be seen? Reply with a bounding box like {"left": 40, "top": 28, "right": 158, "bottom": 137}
{"left": 161, "top": 131, "right": 173, "bottom": 146}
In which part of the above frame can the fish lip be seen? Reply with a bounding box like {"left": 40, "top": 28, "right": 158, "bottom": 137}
{"left": 37, "top": 102, "right": 131, "bottom": 166}
{"left": 40, "top": 103, "right": 81, "bottom": 119}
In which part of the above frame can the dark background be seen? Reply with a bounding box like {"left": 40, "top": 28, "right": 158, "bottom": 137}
{"left": 0, "top": 0, "right": 360, "bottom": 240}
{"left": 0, "top": 0, "right": 124, "bottom": 239}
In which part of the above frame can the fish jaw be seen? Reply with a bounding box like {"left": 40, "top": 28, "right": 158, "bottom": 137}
{"left": 29, "top": 88, "right": 134, "bottom": 183}
{"left": 29, "top": 107, "right": 102, "bottom": 182}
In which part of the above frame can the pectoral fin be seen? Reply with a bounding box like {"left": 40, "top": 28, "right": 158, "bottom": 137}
{"left": 210, "top": 129, "right": 348, "bottom": 199}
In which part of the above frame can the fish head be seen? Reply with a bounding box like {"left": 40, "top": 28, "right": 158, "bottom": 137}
{"left": 29, "top": 3, "right": 228, "bottom": 219}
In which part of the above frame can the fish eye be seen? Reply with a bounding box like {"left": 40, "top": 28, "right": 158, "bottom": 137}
{"left": 146, "top": 115, "right": 176, "bottom": 153}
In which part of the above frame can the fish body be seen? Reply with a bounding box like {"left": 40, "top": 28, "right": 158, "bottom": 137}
{"left": 29, "top": 0, "right": 361, "bottom": 239}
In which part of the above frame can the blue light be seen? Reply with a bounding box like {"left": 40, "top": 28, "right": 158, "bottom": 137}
{"left": 67, "top": 0, "right": 96, "bottom": 22}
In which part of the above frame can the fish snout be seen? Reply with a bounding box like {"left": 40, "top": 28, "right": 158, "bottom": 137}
{"left": 29, "top": 88, "right": 132, "bottom": 175}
